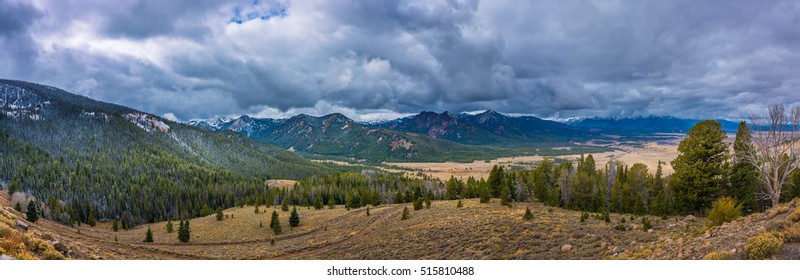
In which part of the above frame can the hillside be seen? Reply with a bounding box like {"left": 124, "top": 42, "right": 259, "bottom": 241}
{"left": 7, "top": 186, "right": 797, "bottom": 260}
{"left": 0, "top": 79, "right": 348, "bottom": 226}
{"left": 373, "top": 110, "right": 586, "bottom": 146}
{"left": 190, "top": 112, "right": 530, "bottom": 163}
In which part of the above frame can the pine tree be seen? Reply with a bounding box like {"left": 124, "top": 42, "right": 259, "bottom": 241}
{"left": 270, "top": 238, "right": 275, "bottom": 246}
{"left": 401, "top": 207, "right": 410, "bottom": 220}
{"left": 501, "top": 185, "right": 513, "bottom": 207}
{"left": 730, "top": 122, "right": 760, "bottom": 214}
{"left": 144, "top": 227, "right": 153, "bottom": 243}
{"left": 87, "top": 210, "right": 96, "bottom": 227}
{"left": 413, "top": 198, "right": 424, "bottom": 210}
{"left": 270, "top": 210, "right": 280, "bottom": 230}
{"left": 670, "top": 120, "right": 730, "bottom": 214}
{"left": 366, "top": 206, "right": 370, "bottom": 216}
{"left": 523, "top": 207, "right": 534, "bottom": 220}
{"left": 281, "top": 198, "right": 290, "bottom": 212}
{"left": 457, "top": 200, "right": 464, "bottom": 208}
{"left": 215, "top": 207, "right": 224, "bottom": 221}
{"left": 178, "top": 220, "right": 190, "bottom": 243}
{"left": 254, "top": 205, "right": 260, "bottom": 214}
{"left": 289, "top": 207, "right": 300, "bottom": 228}
{"left": 479, "top": 180, "right": 491, "bottom": 203}
{"left": 272, "top": 218, "right": 282, "bottom": 235}
{"left": 165, "top": 220, "right": 173, "bottom": 233}
{"left": 15, "top": 201, "right": 21, "bottom": 212}
{"left": 112, "top": 219, "right": 119, "bottom": 232}
{"left": 26, "top": 200, "right": 39, "bottom": 223}
{"left": 424, "top": 198, "right": 431, "bottom": 209}
{"left": 328, "top": 196, "right": 335, "bottom": 209}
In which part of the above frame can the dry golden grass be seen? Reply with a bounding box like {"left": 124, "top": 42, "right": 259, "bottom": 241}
{"left": 385, "top": 141, "right": 681, "bottom": 181}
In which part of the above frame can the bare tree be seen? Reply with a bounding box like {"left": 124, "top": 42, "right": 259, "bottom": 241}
{"left": 744, "top": 104, "right": 800, "bottom": 207}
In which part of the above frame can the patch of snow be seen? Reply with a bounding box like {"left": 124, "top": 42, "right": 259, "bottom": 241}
{"left": 124, "top": 112, "right": 170, "bottom": 133}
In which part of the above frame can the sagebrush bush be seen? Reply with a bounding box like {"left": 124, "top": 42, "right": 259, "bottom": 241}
{"left": 787, "top": 207, "right": 800, "bottom": 223}
{"left": 707, "top": 196, "right": 741, "bottom": 227}
{"left": 702, "top": 251, "right": 736, "bottom": 260}
{"left": 744, "top": 232, "right": 784, "bottom": 260}
{"left": 782, "top": 223, "right": 800, "bottom": 242}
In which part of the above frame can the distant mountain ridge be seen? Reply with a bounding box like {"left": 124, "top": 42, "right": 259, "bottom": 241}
{"left": 568, "top": 115, "right": 741, "bottom": 133}
{"left": 189, "top": 111, "right": 514, "bottom": 162}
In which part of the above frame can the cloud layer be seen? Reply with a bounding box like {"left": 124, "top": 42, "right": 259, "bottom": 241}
{"left": 2, "top": 0, "right": 799, "bottom": 121}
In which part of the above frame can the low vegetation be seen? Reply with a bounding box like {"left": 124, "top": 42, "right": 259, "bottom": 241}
{"left": 744, "top": 232, "right": 784, "bottom": 260}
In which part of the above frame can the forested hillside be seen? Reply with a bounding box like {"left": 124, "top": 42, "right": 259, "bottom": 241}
{"left": 0, "top": 80, "right": 349, "bottom": 227}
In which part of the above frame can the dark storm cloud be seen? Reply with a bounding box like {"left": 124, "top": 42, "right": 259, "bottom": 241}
{"left": 1, "top": 0, "right": 799, "bottom": 121}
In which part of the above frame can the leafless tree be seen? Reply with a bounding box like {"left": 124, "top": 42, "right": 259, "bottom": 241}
{"left": 744, "top": 104, "right": 800, "bottom": 207}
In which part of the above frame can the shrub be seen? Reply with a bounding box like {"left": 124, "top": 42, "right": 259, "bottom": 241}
{"left": 642, "top": 217, "right": 652, "bottom": 232}
{"left": 523, "top": 207, "right": 534, "bottom": 220}
{"left": 366, "top": 206, "right": 370, "bottom": 216}
{"left": 401, "top": 207, "right": 410, "bottom": 220}
{"left": 703, "top": 251, "right": 736, "bottom": 260}
{"left": 614, "top": 223, "right": 626, "bottom": 231}
{"left": 425, "top": 198, "right": 431, "bottom": 209}
{"left": 456, "top": 200, "right": 463, "bottom": 208}
{"left": 782, "top": 223, "right": 800, "bottom": 242}
{"left": 620, "top": 217, "right": 626, "bottom": 223}
{"left": 787, "top": 207, "right": 800, "bottom": 223}
{"left": 707, "top": 196, "right": 741, "bottom": 227}
{"left": 580, "top": 212, "right": 589, "bottom": 223}
{"left": 112, "top": 219, "right": 119, "bottom": 232}
{"left": 744, "top": 232, "right": 784, "bottom": 260}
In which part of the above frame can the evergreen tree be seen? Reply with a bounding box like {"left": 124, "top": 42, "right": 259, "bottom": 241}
{"left": 144, "top": 227, "right": 153, "bottom": 243}
{"left": 270, "top": 210, "right": 280, "bottom": 230}
{"left": 730, "top": 122, "right": 760, "bottom": 214}
{"left": 87, "top": 210, "right": 96, "bottom": 227}
{"left": 366, "top": 206, "right": 370, "bottom": 216}
{"left": 523, "top": 207, "right": 534, "bottom": 220}
{"left": 328, "top": 195, "right": 336, "bottom": 209}
{"left": 670, "top": 120, "right": 730, "bottom": 214}
{"left": 26, "top": 200, "right": 39, "bottom": 223}
{"left": 255, "top": 205, "right": 260, "bottom": 214}
{"left": 112, "top": 219, "right": 119, "bottom": 232}
{"left": 15, "top": 201, "right": 21, "bottom": 212}
{"left": 457, "top": 200, "right": 464, "bottom": 208}
{"left": 165, "top": 220, "right": 173, "bottom": 233}
{"left": 216, "top": 207, "right": 224, "bottom": 221}
{"left": 313, "top": 197, "right": 323, "bottom": 210}
{"left": 479, "top": 179, "right": 491, "bottom": 203}
{"left": 413, "top": 198, "right": 424, "bottom": 210}
{"left": 281, "top": 198, "right": 290, "bottom": 212}
{"left": 289, "top": 207, "right": 300, "bottom": 228}
{"left": 501, "top": 185, "right": 513, "bottom": 207}
{"left": 178, "top": 220, "right": 190, "bottom": 243}
{"left": 424, "top": 198, "right": 431, "bottom": 209}
{"left": 488, "top": 165, "right": 506, "bottom": 197}
{"left": 401, "top": 207, "right": 409, "bottom": 220}
{"left": 272, "top": 218, "right": 282, "bottom": 235}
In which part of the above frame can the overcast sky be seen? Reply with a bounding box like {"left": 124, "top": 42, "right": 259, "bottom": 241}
{"left": 2, "top": 0, "right": 799, "bottom": 121}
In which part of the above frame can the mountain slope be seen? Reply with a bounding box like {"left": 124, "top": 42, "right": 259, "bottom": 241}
{"left": 0, "top": 79, "right": 342, "bottom": 226}
{"left": 191, "top": 112, "right": 516, "bottom": 162}
{"left": 373, "top": 110, "right": 586, "bottom": 146}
